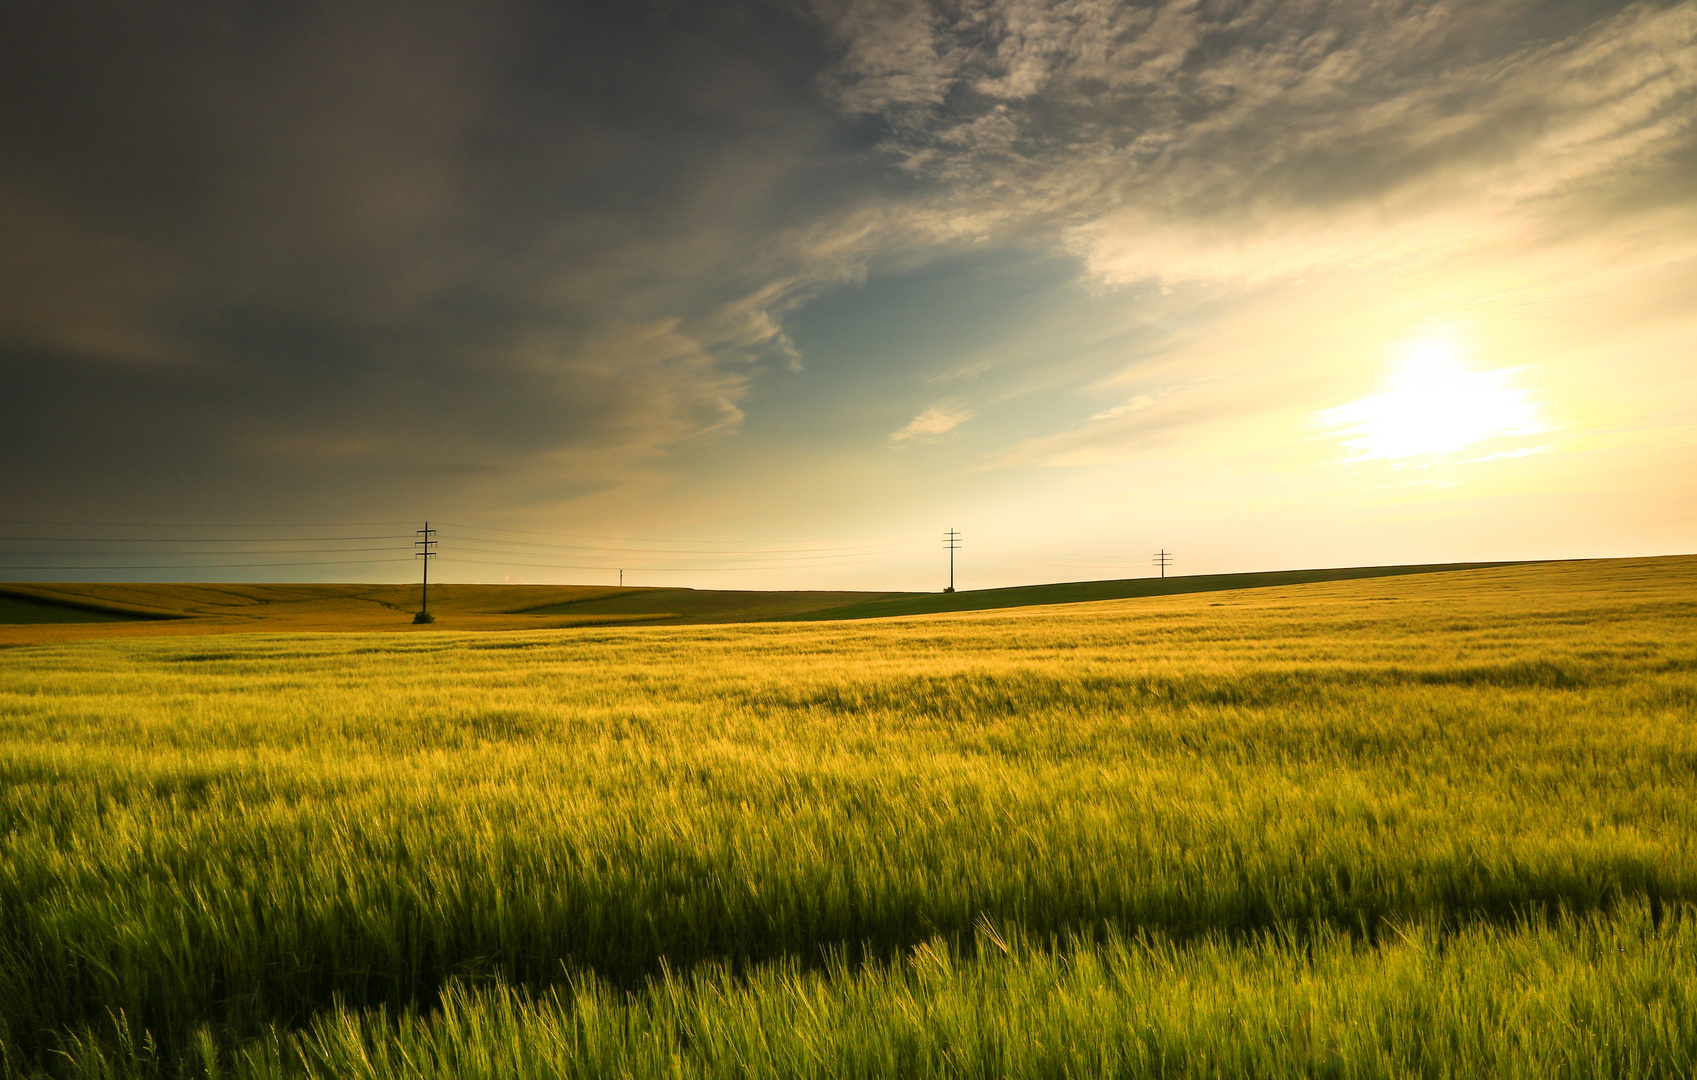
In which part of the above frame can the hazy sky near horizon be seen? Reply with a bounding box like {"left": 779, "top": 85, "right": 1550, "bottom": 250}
{"left": 2, "top": 0, "right": 1694, "bottom": 589}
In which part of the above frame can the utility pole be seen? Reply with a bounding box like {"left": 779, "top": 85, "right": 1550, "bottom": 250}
{"left": 414, "top": 522, "right": 437, "bottom": 623}
{"left": 943, "top": 528, "right": 961, "bottom": 593}
{"left": 619, "top": 569, "right": 624, "bottom": 588}
{"left": 1152, "top": 549, "right": 1172, "bottom": 578}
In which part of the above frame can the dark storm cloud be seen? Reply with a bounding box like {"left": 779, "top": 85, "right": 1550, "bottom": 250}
{"left": 0, "top": 0, "right": 853, "bottom": 518}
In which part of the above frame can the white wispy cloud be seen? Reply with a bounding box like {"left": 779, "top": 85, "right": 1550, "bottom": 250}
{"left": 1090, "top": 394, "right": 1156, "bottom": 421}
{"left": 890, "top": 403, "right": 973, "bottom": 444}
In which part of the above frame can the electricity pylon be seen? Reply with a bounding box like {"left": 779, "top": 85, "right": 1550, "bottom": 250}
{"left": 414, "top": 523, "right": 437, "bottom": 623}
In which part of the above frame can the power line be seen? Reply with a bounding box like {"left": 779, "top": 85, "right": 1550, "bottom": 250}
{"left": 976, "top": 539, "right": 1150, "bottom": 562}
{"left": 0, "top": 519, "right": 415, "bottom": 529}
{"left": 0, "top": 546, "right": 407, "bottom": 556}
{"left": 438, "top": 544, "right": 926, "bottom": 566}
{"left": 440, "top": 551, "right": 931, "bottom": 572}
{"left": 433, "top": 534, "right": 929, "bottom": 556}
{"left": 973, "top": 551, "right": 1147, "bottom": 569}
{"left": 0, "top": 516, "right": 1184, "bottom": 582}
{"left": 436, "top": 522, "right": 930, "bottom": 545}
{"left": 0, "top": 535, "right": 409, "bottom": 543}
{"left": 0, "top": 558, "right": 414, "bottom": 570}
{"left": 972, "top": 553, "right": 1153, "bottom": 571}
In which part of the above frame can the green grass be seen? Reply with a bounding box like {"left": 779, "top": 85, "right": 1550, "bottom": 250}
{"left": 191, "top": 910, "right": 1697, "bottom": 1079}
{"left": 0, "top": 556, "right": 1693, "bottom": 1077}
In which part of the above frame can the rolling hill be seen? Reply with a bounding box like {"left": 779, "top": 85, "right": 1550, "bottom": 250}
{"left": 0, "top": 559, "right": 1542, "bottom": 644}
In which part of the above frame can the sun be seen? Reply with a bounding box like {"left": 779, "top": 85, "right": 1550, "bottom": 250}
{"left": 1320, "top": 336, "right": 1545, "bottom": 462}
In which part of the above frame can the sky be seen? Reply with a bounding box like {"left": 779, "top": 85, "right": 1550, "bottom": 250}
{"left": 2, "top": 0, "right": 1694, "bottom": 590}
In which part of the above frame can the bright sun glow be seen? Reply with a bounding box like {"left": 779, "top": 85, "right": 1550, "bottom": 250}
{"left": 1320, "top": 336, "right": 1545, "bottom": 462}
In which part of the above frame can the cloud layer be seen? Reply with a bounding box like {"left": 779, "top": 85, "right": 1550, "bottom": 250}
{"left": 811, "top": 0, "right": 1697, "bottom": 280}
{"left": 2, "top": 0, "right": 1692, "bottom": 583}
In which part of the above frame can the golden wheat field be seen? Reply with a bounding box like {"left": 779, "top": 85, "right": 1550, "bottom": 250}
{"left": 1, "top": 556, "right": 1694, "bottom": 1077}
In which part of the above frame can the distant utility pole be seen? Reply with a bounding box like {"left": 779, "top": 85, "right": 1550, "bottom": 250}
{"left": 619, "top": 569, "right": 624, "bottom": 588}
{"left": 943, "top": 528, "right": 962, "bottom": 593}
{"left": 414, "top": 523, "right": 437, "bottom": 623}
{"left": 1153, "top": 549, "right": 1172, "bottom": 578}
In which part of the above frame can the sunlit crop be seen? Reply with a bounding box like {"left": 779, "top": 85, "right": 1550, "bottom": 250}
{"left": 1, "top": 556, "right": 1694, "bottom": 1077}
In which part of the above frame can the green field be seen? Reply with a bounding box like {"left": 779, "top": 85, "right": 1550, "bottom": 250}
{"left": 1, "top": 556, "right": 1695, "bottom": 1077}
